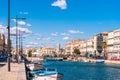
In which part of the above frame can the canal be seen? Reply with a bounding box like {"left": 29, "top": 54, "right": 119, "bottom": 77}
{"left": 43, "top": 61, "right": 120, "bottom": 80}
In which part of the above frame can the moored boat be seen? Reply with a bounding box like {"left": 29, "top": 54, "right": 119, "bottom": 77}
{"left": 44, "top": 58, "right": 63, "bottom": 62}
{"left": 27, "top": 61, "right": 63, "bottom": 80}
{"left": 29, "top": 68, "right": 62, "bottom": 80}
{"left": 95, "top": 59, "right": 104, "bottom": 63}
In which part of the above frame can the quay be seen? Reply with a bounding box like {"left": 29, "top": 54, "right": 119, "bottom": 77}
{"left": 0, "top": 62, "right": 27, "bottom": 80}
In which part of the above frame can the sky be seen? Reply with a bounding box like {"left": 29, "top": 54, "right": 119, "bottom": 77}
{"left": 0, "top": 0, "right": 120, "bottom": 48}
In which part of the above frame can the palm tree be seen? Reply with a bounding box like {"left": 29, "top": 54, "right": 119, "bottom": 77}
{"left": 101, "top": 41, "right": 107, "bottom": 59}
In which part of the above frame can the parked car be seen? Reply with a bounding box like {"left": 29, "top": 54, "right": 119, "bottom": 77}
{"left": 0, "top": 54, "right": 7, "bottom": 59}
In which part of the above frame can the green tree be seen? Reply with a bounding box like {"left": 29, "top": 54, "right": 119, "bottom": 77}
{"left": 89, "top": 54, "right": 93, "bottom": 58}
{"left": 101, "top": 41, "right": 107, "bottom": 59}
{"left": 28, "top": 50, "right": 32, "bottom": 57}
{"left": 73, "top": 48, "right": 81, "bottom": 56}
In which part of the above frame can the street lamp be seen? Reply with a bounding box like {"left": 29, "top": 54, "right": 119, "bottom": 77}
{"left": 20, "top": 34, "right": 25, "bottom": 59}
{"left": 7, "top": 0, "right": 11, "bottom": 72}
{"left": 15, "top": 15, "right": 26, "bottom": 63}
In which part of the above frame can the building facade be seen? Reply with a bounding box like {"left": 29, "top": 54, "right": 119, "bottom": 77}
{"left": 41, "top": 46, "right": 56, "bottom": 56}
{"left": 107, "top": 29, "right": 120, "bottom": 59}
{"left": 94, "top": 32, "right": 108, "bottom": 54}
{"left": 65, "top": 39, "right": 84, "bottom": 55}
{"left": 65, "top": 32, "right": 108, "bottom": 56}
{"left": 0, "top": 34, "right": 5, "bottom": 54}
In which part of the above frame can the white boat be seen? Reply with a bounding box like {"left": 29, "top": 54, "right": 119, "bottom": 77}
{"left": 96, "top": 59, "right": 105, "bottom": 63}
{"left": 27, "top": 62, "right": 43, "bottom": 70}
{"left": 29, "top": 68, "right": 62, "bottom": 80}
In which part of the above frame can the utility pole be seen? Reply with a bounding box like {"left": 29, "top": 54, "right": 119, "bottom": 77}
{"left": 16, "top": 15, "right": 18, "bottom": 63}
{"left": 7, "top": 0, "right": 11, "bottom": 72}
{"left": 19, "top": 29, "right": 21, "bottom": 58}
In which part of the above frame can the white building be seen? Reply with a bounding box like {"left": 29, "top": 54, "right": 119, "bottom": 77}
{"left": 41, "top": 46, "right": 56, "bottom": 56}
{"left": 107, "top": 29, "right": 120, "bottom": 59}
{"left": 65, "top": 39, "right": 83, "bottom": 55}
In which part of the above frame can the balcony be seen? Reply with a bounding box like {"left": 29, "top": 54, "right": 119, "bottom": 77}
{"left": 113, "top": 50, "right": 120, "bottom": 52}
{"left": 114, "top": 34, "right": 120, "bottom": 37}
{"left": 113, "top": 42, "right": 120, "bottom": 45}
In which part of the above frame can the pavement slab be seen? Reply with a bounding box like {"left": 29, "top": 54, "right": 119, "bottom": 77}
{"left": 0, "top": 62, "right": 27, "bottom": 80}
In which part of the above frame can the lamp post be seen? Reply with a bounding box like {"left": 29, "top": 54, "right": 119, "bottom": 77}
{"left": 19, "top": 29, "right": 21, "bottom": 59}
{"left": 20, "top": 34, "right": 25, "bottom": 59}
{"left": 19, "top": 29, "right": 23, "bottom": 60}
{"left": 21, "top": 35, "right": 23, "bottom": 55}
{"left": 7, "top": 0, "right": 11, "bottom": 72}
{"left": 15, "top": 15, "right": 25, "bottom": 63}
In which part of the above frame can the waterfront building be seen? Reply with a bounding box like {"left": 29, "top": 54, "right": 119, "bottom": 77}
{"left": 94, "top": 32, "right": 108, "bottom": 54}
{"left": 80, "top": 37, "right": 94, "bottom": 56}
{"left": 107, "top": 29, "right": 120, "bottom": 59}
{"left": 79, "top": 40, "right": 87, "bottom": 56}
{"left": 59, "top": 48, "right": 65, "bottom": 54}
{"left": 65, "top": 32, "right": 108, "bottom": 56}
{"left": 0, "top": 34, "right": 5, "bottom": 54}
{"left": 85, "top": 37, "right": 94, "bottom": 54}
{"left": 41, "top": 46, "right": 56, "bottom": 56}
{"left": 65, "top": 42, "right": 71, "bottom": 54}
{"left": 65, "top": 39, "right": 83, "bottom": 55}
{"left": 56, "top": 43, "right": 60, "bottom": 54}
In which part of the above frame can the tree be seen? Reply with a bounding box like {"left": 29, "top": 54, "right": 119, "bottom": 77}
{"left": 28, "top": 50, "right": 32, "bottom": 57}
{"left": 89, "top": 54, "right": 93, "bottom": 58}
{"left": 73, "top": 48, "right": 81, "bottom": 56}
{"left": 101, "top": 41, "right": 107, "bottom": 59}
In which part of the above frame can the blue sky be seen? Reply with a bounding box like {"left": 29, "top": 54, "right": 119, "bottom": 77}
{"left": 0, "top": 0, "right": 120, "bottom": 48}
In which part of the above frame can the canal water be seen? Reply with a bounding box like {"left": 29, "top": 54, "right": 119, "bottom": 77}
{"left": 43, "top": 61, "right": 120, "bottom": 80}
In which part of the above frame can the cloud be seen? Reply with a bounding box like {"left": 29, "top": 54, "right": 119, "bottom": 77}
{"left": 63, "top": 36, "right": 69, "bottom": 40}
{"left": 51, "top": 32, "right": 58, "bottom": 36}
{"left": 12, "top": 19, "right": 32, "bottom": 27}
{"left": 61, "top": 32, "right": 69, "bottom": 36}
{"left": 24, "top": 45, "right": 31, "bottom": 48}
{"left": 37, "top": 37, "right": 42, "bottom": 40}
{"left": 51, "top": 0, "right": 67, "bottom": 10}
{"left": 12, "top": 19, "right": 16, "bottom": 22}
{"left": 20, "top": 12, "right": 29, "bottom": 14}
{"left": 34, "top": 33, "right": 41, "bottom": 37}
{"left": 43, "top": 37, "right": 54, "bottom": 41}
{"left": 0, "top": 24, "right": 32, "bottom": 37}
{"left": 68, "top": 30, "right": 84, "bottom": 34}
{"left": 22, "top": 42, "right": 41, "bottom": 48}
{"left": 10, "top": 27, "right": 32, "bottom": 36}
{"left": 26, "top": 23, "right": 31, "bottom": 27}
{"left": 26, "top": 42, "right": 38, "bottom": 45}
{"left": 17, "top": 21, "right": 26, "bottom": 26}
{"left": 37, "top": 37, "right": 54, "bottom": 41}
{"left": 18, "top": 27, "right": 32, "bottom": 34}
{"left": 0, "top": 24, "right": 7, "bottom": 34}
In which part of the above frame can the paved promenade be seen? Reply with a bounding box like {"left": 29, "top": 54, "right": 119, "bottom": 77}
{"left": 0, "top": 62, "right": 27, "bottom": 80}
